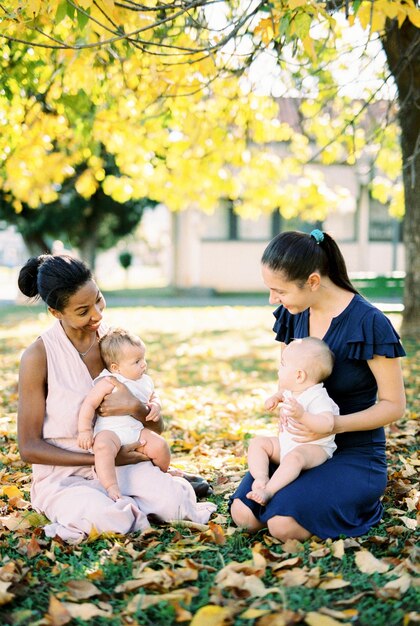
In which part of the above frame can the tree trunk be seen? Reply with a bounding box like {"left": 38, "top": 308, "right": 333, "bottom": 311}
{"left": 381, "top": 18, "right": 420, "bottom": 338}
{"left": 79, "top": 233, "right": 97, "bottom": 271}
{"left": 21, "top": 233, "right": 51, "bottom": 257}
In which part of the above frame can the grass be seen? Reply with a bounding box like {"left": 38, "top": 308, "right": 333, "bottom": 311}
{"left": 0, "top": 304, "right": 418, "bottom": 626}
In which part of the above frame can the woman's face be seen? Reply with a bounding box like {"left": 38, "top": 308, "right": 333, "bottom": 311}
{"left": 261, "top": 265, "right": 313, "bottom": 314}
{"left": 54, "top": 280, "right": 105, "bottom": 332}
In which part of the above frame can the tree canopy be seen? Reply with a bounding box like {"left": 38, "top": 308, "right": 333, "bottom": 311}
{"left": 0, "top": 0, "right": 419, "bottom": 333}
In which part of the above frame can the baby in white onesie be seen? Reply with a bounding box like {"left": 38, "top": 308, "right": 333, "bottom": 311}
{"left": 247, "top": 337, "right": 339, "bottom": 505}
{"left": 78, "top": 328, "right": 170, "bottom": 501}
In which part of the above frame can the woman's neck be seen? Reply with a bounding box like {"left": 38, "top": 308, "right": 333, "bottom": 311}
{"left": 310, "top": 279, "right": 354, "bottom": 317}
{"left": 308, "top": 280, "right": 355, "bottom": 339}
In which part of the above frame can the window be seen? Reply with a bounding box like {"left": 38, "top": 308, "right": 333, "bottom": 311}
{"left": 201, "top": 200, "right": 323, "bottom": 242}
{"left": 369, "top": 198, "right": 402, "bottom": 242}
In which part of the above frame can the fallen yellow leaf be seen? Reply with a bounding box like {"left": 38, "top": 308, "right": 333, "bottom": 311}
{"left": 305, "top": 610, "right": 351, "bottom": 626}
{"left": 61, "top": 601, "right": 112, "bottom": 620}
{"left": 330, "top": 539, "right": 345, "bottom": 559}
{"left": 1, "top": 485, "right": 24, "bottom": 499}
{"left": 190, "top": 605, "right": 233, "bottom": 626}
{"left": 383, "top": 573, "right": 412, "bottom": 594}
{"left": 354, "top": 550, "right": 390, "bottom": 574}
{"left": 240, "top": 608, "right": 271, "bottom": 619}
{"left": 0, "top": 581, "right": 15, "bottom": 606}
{"left": 47, "top": 595, "right": 71, "bottom": 626}
{"left": 63, "top": 579, "right": 101, "bottom": 600}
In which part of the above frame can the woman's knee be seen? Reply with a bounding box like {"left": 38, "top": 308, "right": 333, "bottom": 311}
{"left": 267, "top": 515, "right": 311, "bottom": 542}
{"left": 230, "top": 499, "right": 264, "bottom": 532}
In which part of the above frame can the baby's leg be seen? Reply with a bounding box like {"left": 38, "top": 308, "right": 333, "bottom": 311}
{"left": 264, "top": 444, "right": 329, "bottom": 503}
{"left": 247, "top": 436, "right": 280, "bottom": 504}
{"left": 93, "top": 431, "right": 122, "bottom": 501}
{"left": 136, "top": 429, "right": 171, "bottom": 472}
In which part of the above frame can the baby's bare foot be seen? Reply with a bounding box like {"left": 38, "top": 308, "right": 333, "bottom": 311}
{"left": 246, "top": 488, "right": 272, "bottom": 506}
{"left": 107, "top": 484, "right": 121, "bottom": 501}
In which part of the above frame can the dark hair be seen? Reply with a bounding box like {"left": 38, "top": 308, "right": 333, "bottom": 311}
{"left": 261, "top": 231, "right": 358, "bottom": 294}
{"left": 18, "top": 254, "right": 93, "bottom": 311}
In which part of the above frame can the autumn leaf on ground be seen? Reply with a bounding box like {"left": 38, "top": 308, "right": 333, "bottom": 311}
{"left": 0, "top": 581, "right": 15, "bottom": 606}
{"left": 354, "top": 550, "right": 391, "bottom": 574}
{"left": 190, "top": 604, "right": 234, "bottom": 626}
{"left": 305, "top": 611, "right": 351, "bottom": 626}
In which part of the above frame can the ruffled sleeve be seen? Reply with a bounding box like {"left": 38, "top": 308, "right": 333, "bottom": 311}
{"left": 272, "top": 306, "right": 295, "bottom": 343}
{"left": 346, "top": 307, "right": 406, "bottom": 360}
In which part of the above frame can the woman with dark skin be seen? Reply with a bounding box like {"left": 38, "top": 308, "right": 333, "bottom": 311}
{"left": 230, "top": 230, "right": 406, "bottom": 541}
{"left": 17, "top": 254, "right": 215, "bottom": 542}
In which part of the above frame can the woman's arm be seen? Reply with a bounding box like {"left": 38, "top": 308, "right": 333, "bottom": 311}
{"left": 333, "top": 355, "right": 406, "bottom": 434}
{"left": 18, "top": 341, "right": 152, "bottom": 466}
{"left": 18, "top": 340, "right": 95, "bottom": 466}
{"left": 98, "top": 379, "right": 164, "bottom": 434}
{"left": 285, "top": 356, "right": 405, "bottom": 442}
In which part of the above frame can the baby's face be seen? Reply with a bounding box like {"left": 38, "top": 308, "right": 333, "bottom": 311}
{"left": 277, "top": 344, "right": 301, "bottom": 389}
{"left": 115, "top": 342, "right": 147, "bottom": 380}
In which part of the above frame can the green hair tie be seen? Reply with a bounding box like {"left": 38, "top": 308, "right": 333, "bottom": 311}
{"left": 310, "top": 229, "right": 324, "bottom": 244}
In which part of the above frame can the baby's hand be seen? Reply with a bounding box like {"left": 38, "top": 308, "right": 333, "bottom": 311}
{"left": 264, "top": 395, "right": 280, "bottom": 411}
{"left": 280, "top": 397, "right": 304, "bottom": 421}
{"left": 78, "top": 430, "right": 93, "bottom": 450}
{"left": 146, "top": 401, "right": 161, "bottom": 422}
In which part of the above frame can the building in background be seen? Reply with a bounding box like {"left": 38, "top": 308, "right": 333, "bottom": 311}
{"left": 172, "top": 164, "right": 404, "bottom": 291}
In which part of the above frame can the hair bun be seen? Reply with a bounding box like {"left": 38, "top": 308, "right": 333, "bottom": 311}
{"left": 18, "top": 255, "right": 51, "bottom": 298}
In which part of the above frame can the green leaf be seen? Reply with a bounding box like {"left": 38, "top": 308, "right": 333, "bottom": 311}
{"left": 353, "top": 0, "right": 362, "bottom": 15}
{"left": 67, "top": 3, "right": 76, "bottom": 19}
{"left": 55, "top": 0, "right": 68, "bottom": 24}
{"left": 22, "top": 510, "right": 50, "bottom": 528}
{"left": 77, "top": 7, "right": 90, "bottom": 31}
{"left": 293, "top": 12, "right": 311, "bottom": 40}
{"left": 279, "top": 14, "right": 291, "bottom": 38}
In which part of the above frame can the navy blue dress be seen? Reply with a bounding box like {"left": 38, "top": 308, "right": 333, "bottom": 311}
{"left": 231, "top": 295, "right": 406, "bottom": 539}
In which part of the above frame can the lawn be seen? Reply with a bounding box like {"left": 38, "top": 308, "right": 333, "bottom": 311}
{"left": 0, "top": 303, "right": 418, "bottom": 626}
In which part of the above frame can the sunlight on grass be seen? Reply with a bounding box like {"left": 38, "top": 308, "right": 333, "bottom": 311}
{"left": 0, "top": 305, "right": 418, "bottom": 626}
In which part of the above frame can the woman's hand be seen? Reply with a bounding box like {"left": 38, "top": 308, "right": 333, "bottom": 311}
{"left": 282, "top": 418, "right": 326, "bottom": 443}
{"left": 98, "top": 378, "right": 148, "bottom": 418}
{"left": 115, "top": 441, "right": 151, "bottom": 466}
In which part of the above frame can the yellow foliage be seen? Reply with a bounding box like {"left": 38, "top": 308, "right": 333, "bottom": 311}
{"left": 407, "top": 5, "right": 420, "bottom": 27}
{"left": 26, "top": 0, "right": 42, "bottom": 16}
{"left": 356, "top": 0, "right": 419, "bottom": 33}
{"left": 389, "top": 184, "right": 405, "bottom": 218}
{"left": 75, "top": 170, "right": 98, "bottom": 198}
{"left": 0, "top": 0, "right": 406, "bottom": 219}
{"left": 371, "top": 176, "right": 392, "bottom": 204}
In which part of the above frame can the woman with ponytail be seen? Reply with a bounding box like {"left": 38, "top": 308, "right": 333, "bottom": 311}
{"left": 17, "top": 254, "right": 215, "bottom": 543}
{"left": 230, "top": 230, "right": 406, "bottom": 541}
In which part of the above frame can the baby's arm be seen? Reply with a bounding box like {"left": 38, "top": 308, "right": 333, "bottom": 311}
{"left": 282, "top": 396, "right": 334, "bottom": 434}
{"left": 264, "top": 391, "right": 284, "bottom": 412}
{"left": 146, "top": 389, "right": 162, "bottom": 422}
{"left": 78, "top": 378, "right": 117, "bottom": 449}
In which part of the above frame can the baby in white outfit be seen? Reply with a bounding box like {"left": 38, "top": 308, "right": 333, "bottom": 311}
{"left": 78, "top": 328, "right": 170, "bottom": 501}
{"left": 247, "top": 337, "right": 339, "bottom": 505}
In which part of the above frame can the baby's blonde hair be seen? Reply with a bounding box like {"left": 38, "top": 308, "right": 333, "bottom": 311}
{"left": 288, "top": 337, "right": 334, "bottom": 383}
{"left": 99, "top": 327, "right": 144, "bottom": 369}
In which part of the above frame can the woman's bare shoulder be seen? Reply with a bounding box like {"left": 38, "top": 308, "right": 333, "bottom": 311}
{"left": 20, "top": 337, "right": 46, "bottom": 369}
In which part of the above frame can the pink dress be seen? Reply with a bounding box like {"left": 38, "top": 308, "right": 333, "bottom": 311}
{"left": 30, "top": 320, "right": 216, "bottom": 543}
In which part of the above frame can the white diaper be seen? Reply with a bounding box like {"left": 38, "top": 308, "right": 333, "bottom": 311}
{"left": 94, "top": 416, "right": 144, "bottom": 446}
